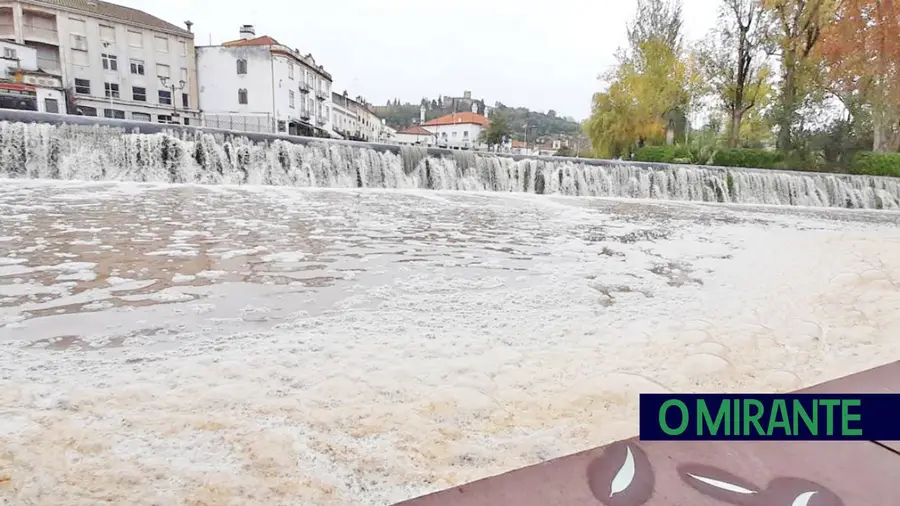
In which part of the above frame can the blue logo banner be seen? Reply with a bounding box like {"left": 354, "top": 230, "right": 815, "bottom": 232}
{"left": 639, "top": 393, "right": 900, "bottom": 440}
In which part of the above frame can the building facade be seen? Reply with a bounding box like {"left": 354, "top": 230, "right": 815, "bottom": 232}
{"left": 422, "top": 111, "right": 489, "bottom": 150}
{"left": 196, "top": 25, "right": 334, "bottom": 137}
{"left": 393, "top": 125, "right": 435, "bottom": 146}
{"left": 0, "top": 39, "right": 64, "bottom": 112}
{"left": 330, "top": 90, "right": 383, "bottom": 142}
{"left": 0, "top": 0, "right": 199, "bottom": 123}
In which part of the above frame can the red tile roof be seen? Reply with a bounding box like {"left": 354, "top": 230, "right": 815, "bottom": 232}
{"left": 222, "top": 35, "right": 280, "bottom": 47}
{"left": 422, "top": 112, "right": 489, "bottom": 127}
{"left": 398, "top": 126, "right": 433, "bottom": 135}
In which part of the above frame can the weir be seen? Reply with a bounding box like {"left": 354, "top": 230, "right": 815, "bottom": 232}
{"left": 0, "top": 109, "right": 899, "bottom": 209}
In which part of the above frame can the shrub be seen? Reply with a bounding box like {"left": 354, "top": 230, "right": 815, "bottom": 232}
{"left": 711, "top": 148, "right": 783, "bottom": 169}
{"left": 633, "top": 145, "right": 692, "bottom": 164}
{"left": 850, "top": 152, "right": 900, "bottom": 177}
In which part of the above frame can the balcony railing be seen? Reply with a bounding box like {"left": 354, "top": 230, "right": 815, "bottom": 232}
{"left": 315, "top": 89, "right": 327, "bottom": 100}
{"left": 299, "top": 82, "right": 310, "bottom": 93}
{"left": 316, "top": 116, "right": 326, "bottom": 126}
{"left": 300, "top": 109, "right": 310, "bottom": 120}
{"left": 23, "top": 25, "right": 58, "bottom": 44}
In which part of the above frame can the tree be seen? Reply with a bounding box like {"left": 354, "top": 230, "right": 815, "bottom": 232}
{"left": 818, "top": 0, "right": 900, "bottom": 151}
{"left": 481, "top": 111, "right": 512, "bottom": 147}
{"left": 697, "top": 0, "right": 774, "bottom": 147}
{"left": 586, "top": 0, "right": 693, "bottom": 157}
{"left": 763, "top": 0, "right": 837, "bottom": 153}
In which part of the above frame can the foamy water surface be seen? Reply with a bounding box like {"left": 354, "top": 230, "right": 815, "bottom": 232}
{"left": 1, "top": 180, "right": 900, "bottom": 505}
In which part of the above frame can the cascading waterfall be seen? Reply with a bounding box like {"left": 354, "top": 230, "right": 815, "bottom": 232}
{"left": 1, "top": 118, "right": 899, "bottom": 210}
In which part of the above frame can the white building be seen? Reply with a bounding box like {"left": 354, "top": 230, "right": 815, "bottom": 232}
{"left": 379, "top": 122, "right": 395, "bottom": 143}
{"left": 393, "top": 125, "right": 435, "bottom": 147}
{"left": 0, "top": 39, "right": 63, "bottom": 112}
{"left": 422, "top": 110, "right": 489, "bottom": 150}
{"left": 196, "top": 25, "right": 334, "bottom": 137}
{"left": 330, "top": 90, "right": 383, "bottom": 142}
{"left": 0, "top": 0, "right": 199, "bottom": 123}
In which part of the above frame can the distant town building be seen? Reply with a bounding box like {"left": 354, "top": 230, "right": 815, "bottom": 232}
{"left": 393, "top": 125, "right": 435, "bottom": 147}
{"left": 0, "top": 0, "right": 199, "bottom": 123}
{"left": 196, "top": 25, "right": 334, "bottom": 137}
{"left": 440, "top": 90, "right": 491, "bottom": 117}
{"left": 330, "top": 90, "right": 383, "bottom": 141}
{"left": 422, "top": 111, "right": 489, "bottom": 150}
{"left": 0, "top": 39, "right": 63, "bottom": 113}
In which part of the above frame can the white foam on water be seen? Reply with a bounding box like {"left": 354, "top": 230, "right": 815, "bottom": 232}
{"left": 0, "top": 181, "right": 899, "bottom": 505}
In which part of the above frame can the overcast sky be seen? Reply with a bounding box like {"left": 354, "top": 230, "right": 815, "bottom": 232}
{"left": 118, "top": 0, "right": 720, "bottom": 120}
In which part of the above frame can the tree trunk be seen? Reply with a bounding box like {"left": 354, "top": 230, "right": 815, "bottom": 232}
{"left": 728, "top": 110, "right": 742, "bottom": 148}
{"left": 777, "top": 54, "right": 797, "bottom": 153}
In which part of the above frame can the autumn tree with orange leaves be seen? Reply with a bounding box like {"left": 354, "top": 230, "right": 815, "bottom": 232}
{"left": 818, "top": 0, "right": 900, "bottom": 151}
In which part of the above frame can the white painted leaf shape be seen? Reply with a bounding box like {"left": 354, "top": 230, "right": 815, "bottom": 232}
{"left": 687, "top": 473, "right": 757, "bottom": 494}
{"left": 609, "top": 445, "right": 635, "bottom": 496}
{"left": 791, "top": 491, "right": 817, "bottom": 506}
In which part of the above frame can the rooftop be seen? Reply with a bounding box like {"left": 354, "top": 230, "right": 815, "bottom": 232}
{"left": 398, "top": 126, "right": 433, "bottom": 136}
{"left": 35, "top": 0, "right": 191, "bottom": 36}
{"left": 219, "top": 34, "right": 332, "bottom": 80}
{"left": 423, "top": 112, "right": 489, "bottom": 128}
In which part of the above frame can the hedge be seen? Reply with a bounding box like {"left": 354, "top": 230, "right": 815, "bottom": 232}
{"left": 632, "top": 145, "right": 693, "bottom": 164}
{"left": 850, "top": 152, "right": 900, "bottom": 178}
{"left": 632, "top": 145, "right": 900, "bottom": 178}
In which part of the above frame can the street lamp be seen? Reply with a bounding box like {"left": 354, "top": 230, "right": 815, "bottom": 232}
{"left": 158, "top": 75, "right": 186, "bottom": 123}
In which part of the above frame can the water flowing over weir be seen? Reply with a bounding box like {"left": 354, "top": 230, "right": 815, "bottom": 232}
{"left": 1, "top": 110, "right": 899, "bottom": 209}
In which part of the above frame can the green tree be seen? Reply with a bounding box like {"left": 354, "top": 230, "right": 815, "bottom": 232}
{"left": 697, "top": 0, "right": 775, "bottom": 147}
{"left": 482, "top": 111, "right": 512, "bottom": 147}
{"left": 764, "top": 0, "right": 837, "bottom": 153}
{"left": 586, "top": 0, "right": 693, "bottom": 157}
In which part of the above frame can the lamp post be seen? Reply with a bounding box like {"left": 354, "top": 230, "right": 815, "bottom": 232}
{"left": 158, "top": 75, "right": 186, "bottom": 123}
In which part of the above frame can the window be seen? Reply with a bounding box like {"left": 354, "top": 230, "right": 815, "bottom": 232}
{"left": 156, "top": 63, "right": 170, "bottom": 78}
{"left": 69, "top": 19, "right": 86, "bottom": 34}
{"left": 70, "top": 34, "right": 87, "bottom": 51}
{"left": 101, "top": 53, "right": 117, "bottom": 71}
{"left": 154, "top": 35, "right": 168, "bottom": 53}
{"left": 289, "top": 90, "right": 294, "bottom": 108}
{"left": 128, "top": 30, "right": 142, "bottom": 48}
{"left": 70, "top": 48, "right": 88, "bottom": 66}
{"left": 179, "top": 40, "right": 187, "bottom": 56}
{"left": 288, "top": 63, "right": 294, "bottom": 79}
{"left": 277, "top": 120, "right": 286, "bottom": 132}
{"left": 158, "top": 90, "right": 171, "bottom": 105}
{"left": 463, "top": 131, "right": 469, "bottom": 138}
{"left": 183, "top": 118, "right": 190, "bottom": 126}
{"left": 157, "top": 115, "right": 171, "bottom": 124}
{"left": 132, "top": 86, "right": 146, "bottom": 101}
{"left": 104, "top": 82, "right": 119, "bottom": 98}
{"left": 130, "top": 59, "right": 144, "bottom": 75}
{"left": 103, "top": 109, "right": 125, "bottom": 119}
{"left": 132, "top": 112, "right": 151, "bottom": 122}
{"left": 238, "top": 88, "right": 247, "bottom": 104}
{"left": 236, "top": 59, "right": 247, "bottom": 74}
{"left": 77, "top": 106, "right": 96, "bottom": 116}
{"left": 99, "top": 24, "right": 115, "bottom": 42}
{"left": 181, "top": 93, "right": 188, "bottom": 108}
{"left": 3, "top": 47, "right": 16, "bottom": 59}
{"left": 180, "top": 67, "right": 187, "bottom": 82}
{"left": 74, "top": 78, "right": 90, "bottom": 94}
{"left": 44, "top": 98, "right": 59, "bottom": 113}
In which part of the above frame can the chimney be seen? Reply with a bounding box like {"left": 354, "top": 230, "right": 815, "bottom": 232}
{"left": 239, "top": 25, "right": 255, "bottom": 40}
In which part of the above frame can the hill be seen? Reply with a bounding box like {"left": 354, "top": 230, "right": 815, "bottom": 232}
{"left": 374, "top": 96, "right": 581, "bottom": 141}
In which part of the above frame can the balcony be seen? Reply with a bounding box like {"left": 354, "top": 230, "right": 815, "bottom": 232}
{"left": 23, "top": 25, "right": 58, "bottom": 44}
{"left": 298, "top": 82, "right": 310, "bottom": 93}
{"left": 300, "top": 109, "right": 310, "bottom": 120}
{"left": 315, "top": 89, "right": 327, "bottom": 100}
{"left": 316, "top": 116, "right": 326, "bottom": 126}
